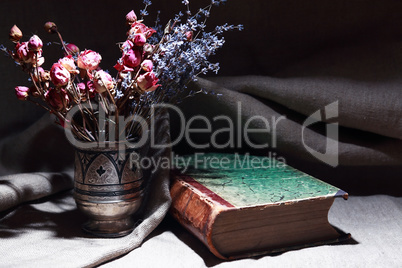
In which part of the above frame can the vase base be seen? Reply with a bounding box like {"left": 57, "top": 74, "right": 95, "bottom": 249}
{"left": 82, "top": 217, "right": 136, "bottom": 238}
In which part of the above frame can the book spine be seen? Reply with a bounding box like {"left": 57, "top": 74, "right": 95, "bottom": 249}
{"left": 170, "top": 176, "right": 228, "bottom": 259}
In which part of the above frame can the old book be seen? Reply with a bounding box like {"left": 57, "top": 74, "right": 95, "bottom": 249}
{"left": 170, "top": 153, "right": 350, "bottom": 260}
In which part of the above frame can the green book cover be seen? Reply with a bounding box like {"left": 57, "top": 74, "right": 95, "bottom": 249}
{"left": 175, "top": 153, "right": 347, "bottom": 207}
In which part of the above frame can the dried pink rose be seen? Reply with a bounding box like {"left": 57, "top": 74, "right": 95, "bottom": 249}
{"left": 143, "top": 43, "right": 154, "bottom": 54}
{"left": 126, "top": 10, "right": 137, "bottom": 24}
{"left": 93, "top": 70, "right": 114, "bottom": 93}
{"left": 32, "top": 67, "right": 45, "bottom": 82}
{"left": 77, "top": 82, "right": 86, "bottom": 92}
{"left": 45, "top": 87, "right": 69, "bottom": 111}
{"left": 77, "top": 82, "right": 95, "bottom": 100}
{"left": 77, "top": 50, "right": 102, "bottom": 71}
{"left": 9, "top": 25, "right": 22, "bottom": 42}
{"left": 15, "top": 86, "right": 30, "bottom": 100}
{"left": 15, "top": 42, "right": 44, "bottom": 65}
{"left": 16, "top": 42, "right": 30, "bottom": 62}
{"left": 28, "top": 35, "right": 43, "bottom": 52}
{"left": 144, "top": 27, "right": 156, "bottom": 39}
{"left": 50, "top": 63, "right": 70, "bottom": 86}
{"left": 141, "top": 59, "right": 153, "bottom": 72}
{"left": 58, "top": 55, "right": 78, "bottom": 74}
{"left": 113, "top": 61, "right": 134, "bottom": 73}
{"left": 86, "top": 81, "right": 96, "bottom": 97}
{"left": 121, "top": 40, "right": 134, "bottom": 51}
{"left": 137, "top": 72, "right": 160, "bottom": 92}
{"left": 129, "top": 22, "right": 148, "bottom": 35}
{"left": 128, "top": 21, "right": 156, "bottom": 39}
{"left": 133, "top": 33, "right": 146, "bottom": 47}
{"left": 185, "top": 31, "right": 193, "bottom": 41}
{"left": 41, "top": 70, "right": 51, "bottom": 82}
{"left": 32, "top": 67, "right": 50, "bottom": 82}
{"left": 122, "top": 49, "right": 141, "bottom": 68}
{"left": 65, "top": 43, "right": 80, "bottom": 56}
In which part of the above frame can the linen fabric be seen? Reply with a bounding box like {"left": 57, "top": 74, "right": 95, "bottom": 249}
{"left": 0, "top": 113, "right": 172, "bottom": 268}
{"left": 0, "top": 0, "right": 401, "bottom": 267}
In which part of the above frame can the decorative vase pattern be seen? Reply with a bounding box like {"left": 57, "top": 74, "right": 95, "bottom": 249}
{"left": 74, "top": 144, "right": 144, "bottom": 237}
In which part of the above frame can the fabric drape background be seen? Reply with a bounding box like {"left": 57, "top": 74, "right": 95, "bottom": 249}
{"left": 0, "top": 0, "right": 401, "bottom": 267}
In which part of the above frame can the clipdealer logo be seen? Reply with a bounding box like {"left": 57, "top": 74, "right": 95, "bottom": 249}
{"left": 64, "top": 101, "right": 339, "bottom": 167}
{"left": 302, "top": 101, "right": 339, "bottom": 167}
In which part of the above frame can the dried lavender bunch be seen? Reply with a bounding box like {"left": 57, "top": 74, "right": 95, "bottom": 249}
{"left": 150, "top": 0, "right": 243, "bottom": 103}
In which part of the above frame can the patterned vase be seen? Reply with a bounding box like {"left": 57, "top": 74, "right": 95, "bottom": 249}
{"left": 73, "top": 143, "right": 144, "bottom": 237}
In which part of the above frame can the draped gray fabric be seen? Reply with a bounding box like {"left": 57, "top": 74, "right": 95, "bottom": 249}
{"left": 0, "top": 0, "right": 401, "bottom": 267}
{"left": 0, "top": 113, "right": 172, "bottom": 267}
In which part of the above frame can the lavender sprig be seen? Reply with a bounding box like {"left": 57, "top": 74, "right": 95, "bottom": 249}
{"left": 148, "top": 0, "right": 242, "bottom": 103}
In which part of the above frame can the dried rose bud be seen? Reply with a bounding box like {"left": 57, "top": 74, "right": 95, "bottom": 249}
{"left": 133, "top": 33, "right": 146, "bottom": 47}
{"left": 32, "top": 67, "right": 45, "bottom": 82}
{"left": 41, "top": 70, "right": 51, "bottom": 82}
{"left": 185, "top": 31, "right": 193, "bottom": 41}
{"left": 86, "top": 81, "right": 96, "bottom": 97}
{"left": 127, "top": 27, "right": 137, "bottom": 37}
{"left": 145, "top": 27, "right": 156, "bottom": 39}
{"left": 45, "top": 87, "right": 69, "bottom": 111}
{"left": 119, "top": 71, "right": 130, "bottom": 80}
{"left": 143, "top": 43, "right": 154, "bottom": 55}
{"left": 128, "top": 22, "right": 147, "bottom": 36}
{"left": 122, "top": 49, "right": 141, "bottom": 68}
{"left": 141, "top": 59, "right": 153, "bottom": 72}
{"left": 77, "top": 82, "right": 86, "bottom": 92}
{"left": 44, "top": 22, "right": 57, "bottom": 34}
{"left": 28, "top": 35, "right": 43, "bottom": 52}
{"left": 58, "top": 55, "right": 78, "bottom": 74}
{"left": 126, "top": 10, "right": 137, "bottom": 24}
{"left": 15, "top": 86, "right": 30, "bottom": 100}
{"left": 121, "top": 40, "right": 133, "bottom": 52}
{"left": 50, "top": 63, "right": 70, "bottom": 87}
{"left": 9, "top": 25, "right": 22, "bottom": 42}
{"left": 16, "top": 42, "right": 30, "bottom": 62}
{"left": 77, "top": 82, "right": 95, "bottom": 101}
{"left": 76, "top": 82, "right": 87, "bottom": 101}
{"left": 65, "top": 43, "right": 80, "bottom": 55}
{"left": 137, "top": 72, "right": 160, "bottom": 92}
{"left": 93, "top": 70, "right": 114, "bottom": 93}
{"left": 77, "top": 50, "right": 102, "bottom": 71}
{"left": 128, "top": 21, "right": 157, "bottom": 39}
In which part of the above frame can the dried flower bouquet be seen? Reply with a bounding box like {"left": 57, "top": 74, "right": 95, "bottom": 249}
{"left": 2, "top": 0, "right": 242, "bottom": 143}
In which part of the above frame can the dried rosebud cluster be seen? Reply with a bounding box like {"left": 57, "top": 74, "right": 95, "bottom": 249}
{"left": 113, "top": 10, "right": 160, "bottom": 93}
{"left": 9, "top": 25, "right": 44, "bottom": 70}
{"left": 7, "top": 22, "right": 117, "bottom": 131}
{"left": 5, "top": 14, "right": 159, "bottom": 138}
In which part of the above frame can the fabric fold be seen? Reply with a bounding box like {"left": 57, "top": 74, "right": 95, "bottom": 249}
{"left": 178, "top": 78, "right": 402, "bottom": 167}
{"left": 208, "top": 41, "right": 402, "bottom": 140}
{"left": 0, "top": 172, "right": 73, "bottom": 212}
{"left": 0, "top": 111, "right": 172, "bottom": 268}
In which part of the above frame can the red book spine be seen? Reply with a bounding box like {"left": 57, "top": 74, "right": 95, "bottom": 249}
{"left": 169, "top": 174, "right": 234, "bottom": 259}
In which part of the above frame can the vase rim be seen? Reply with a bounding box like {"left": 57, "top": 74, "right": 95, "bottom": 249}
{"left": 72, "top": 138, "right": 141, "bottom": 151}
